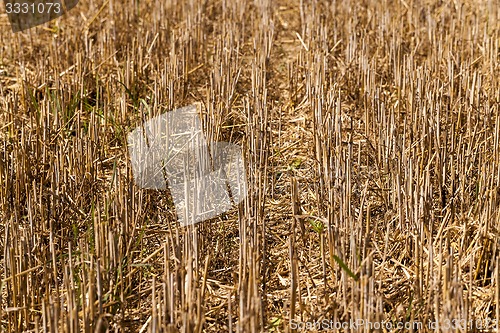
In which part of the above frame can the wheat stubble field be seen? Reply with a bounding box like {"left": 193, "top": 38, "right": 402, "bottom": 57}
{"left": 0, "top": 0, "right": 499, "bottom": 331}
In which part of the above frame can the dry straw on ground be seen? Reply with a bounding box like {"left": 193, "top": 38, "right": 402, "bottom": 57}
{"left": 0, "top": 0, "right": 499, "bottom": 332}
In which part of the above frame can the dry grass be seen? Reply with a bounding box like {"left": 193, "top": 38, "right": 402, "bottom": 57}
{"left": 0, "top": 0, "right": 499, "bottom": 331}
